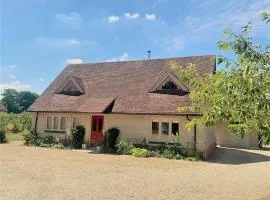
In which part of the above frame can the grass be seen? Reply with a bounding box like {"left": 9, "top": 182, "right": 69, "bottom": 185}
{"left": 6, "top": 132, "right": 25, "bottom": 141}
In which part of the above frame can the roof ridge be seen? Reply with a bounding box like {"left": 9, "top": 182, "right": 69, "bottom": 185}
{"left": 67, "top": 54, "right": 216, "bottom": 66}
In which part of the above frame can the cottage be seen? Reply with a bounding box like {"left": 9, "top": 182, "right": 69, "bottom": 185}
{"left": 28, "top": 55, "right": 258, "bottom": 158}
{"left": 0, "top": 102, "right": 8, "bottom": 113}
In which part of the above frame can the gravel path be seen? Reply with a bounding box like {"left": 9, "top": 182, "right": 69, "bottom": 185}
{"left": 1, "top": 142, "right": 269, "bottom": 200}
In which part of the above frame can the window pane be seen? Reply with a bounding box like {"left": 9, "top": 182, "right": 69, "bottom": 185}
{"left": 60, "top": 117, "right": 66, "bottom": 130}
{"left": 172, "top": 123, "right": 179, "bottom": 136}
{"left": 47, "top": 116, "right": 52, "bottom": 129}
{"left": 162, "top": 122, "right": 169, "bottom": 135}
{"left": 53, "top": 116, "right": 59, "bottom": 130}
{"left": 152, "top": 122, "right": 159, "bottom": 134}
{"left": 73, "top": 117, "right": 79, "bottom": 128}
{"left": 162, "top": 81, "right": 177, "bottom": 89}
{"left": 98, "top": 118, "right": 103, "bottom": 131}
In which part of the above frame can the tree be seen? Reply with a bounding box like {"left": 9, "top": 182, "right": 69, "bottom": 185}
{"left": 171, "top": 12, "right": 270, "bottom": 144}
{"left": 1, "top": 89, "right": 39, "bottom": 113}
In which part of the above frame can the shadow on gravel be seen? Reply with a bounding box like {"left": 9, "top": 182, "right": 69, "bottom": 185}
{"left": 207, "top": 147, "right": 270, "bottom": 165}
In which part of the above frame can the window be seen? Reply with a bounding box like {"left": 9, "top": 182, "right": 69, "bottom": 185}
{"left": 60, "top": 116, "right": 66, "bottom": 130}
{"left": 162, "top": 81, "right": 177, "bottom": 90}
{"left": 46, "top": 115, "right": 66, "bottom": 131}
{"left": 162, "top": 122, "right": 169, "bottom": 135}
{"left": 53, "top": 116, "right": 59, "bottom": 129}
{"left": 72, "top": 116, "right": 80, "bottom": 128}
{"left": 172, "top": 123, "right": 179, "bottom": 136}
{"left": 152, "top": 122, "right": 159, "bottom": 134}
{"left": 46, "top": 116, "right": 53, "bottom": 130}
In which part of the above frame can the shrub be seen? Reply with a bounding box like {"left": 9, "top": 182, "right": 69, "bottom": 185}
{"left": 161, "top": 149, "right": 174, "bottom": 159}
{"left": 116, "top": 139, "right": 134, "bottom": 155}
{"left": 131, "top": 148, "right": 149, "bottom": 158}
{"left": 71, "top": 125, "right": 85, "bottom": 149}
{"left": 51, "top": 144, "right": 65, "bottom": 149}
{"left": 0, "top": 130, "right": 7, "bottom": 143}
{"left": 103, "top": 127, "right": 120, "bottom": 149}
{"left": 24, "top": 131, "right": 41, "bottom": 146}
{"left": 42, "top": 135, "right": 55, "bottom": 145}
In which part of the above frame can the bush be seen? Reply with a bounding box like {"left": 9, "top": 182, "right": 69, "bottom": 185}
{"left": 0, "top": 130, "right": 7, "bottom": 143}
{"left": 161, "top": 149, "right": 174, "bottom": 159}
{"left": 0, "top": 112, "right": 32, "bottom": 133}
{"left": 131, "top": 148, "right": 149, "bottom": 158}
{"left": 71, "top": 125, "right": 85, "bottom": 149}
{"left": 103, "top": 128, "right": 120, "bottom": 149}
{"left": 116, "top": 139, "right": 134, "bottom": 155}
{"left": 42, "top": 135, "right": 55, "bottom": 145}
{"left": 24, "top": 131, "right": 41, "bottom": 146}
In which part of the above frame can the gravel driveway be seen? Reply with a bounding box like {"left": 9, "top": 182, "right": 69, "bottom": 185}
{"left": 1, "top": 142, "right": 269, "bottom": 200}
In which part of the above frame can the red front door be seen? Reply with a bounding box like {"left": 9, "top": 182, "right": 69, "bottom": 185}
{"left": 90, "top": 115, "right": 104, "bottom": 147}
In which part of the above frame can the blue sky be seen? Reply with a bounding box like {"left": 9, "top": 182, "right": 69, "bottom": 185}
{"left": 0, "top": 0, "right": 269, "bottom": 95}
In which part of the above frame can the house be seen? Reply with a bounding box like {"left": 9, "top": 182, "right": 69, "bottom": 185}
{"left": 28, "top": 55, "right": 258, "bottom": 158}
{"left": 0, "top": 102, "right": 8, "bottom": 113}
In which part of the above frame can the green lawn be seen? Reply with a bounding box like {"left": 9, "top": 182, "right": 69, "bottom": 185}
{"left": 6, "top": 132, "right": 25, "bottom": 141}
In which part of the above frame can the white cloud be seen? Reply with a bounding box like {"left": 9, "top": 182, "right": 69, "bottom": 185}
{"left": 145, "top": 14, "right": 156, "bottom": 20}
{"left": 56, "top": 12, "right": 82, "bottom": 22}
{"left": 124, "top": 13, "right": 140, "bottom": 19}
{"left": 36, "top": 37, "right": 80, "bottom": 47}
{"left": 107, "top": 52, "right": 129, "bottom": 62}
{"left": 9, "top": 75, "right": 16, "bottom": 79}
{"left": 39, "top": 78, "right": 44, "bottom": 82}
{"left": 8, "top": 65, "right": 16, "bottom": 69}
{"left": 162, "top": 36, "right": 185, "bottom": 52}
{"left": 66, "top": 58, "right": 83, "bottom": 64}
{"left": 0, "top": 81, "right": 32, "bottom": 96}
{"left": 108, "top": 15, "right": 120, "bottom": 23}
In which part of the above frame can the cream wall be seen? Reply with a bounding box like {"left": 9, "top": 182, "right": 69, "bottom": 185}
{"left": 215, "top": 123, "right": 258, "bottom": 148}
{"left": 32, "top": 112, "right": 216, "bottom": 154}
{"left": 33, "top": 112, "right": 92, "bottom": 144}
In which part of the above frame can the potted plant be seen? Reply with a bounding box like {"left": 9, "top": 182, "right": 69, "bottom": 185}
{"left": 96, "top": 143, "right": 102, "bottom": 152}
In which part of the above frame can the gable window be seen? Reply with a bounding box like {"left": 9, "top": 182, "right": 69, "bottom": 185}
{"left": 152, "top": 121, "right": 159, "bottom": 134}
{"left": 172, "top": 122, "right": 179, "bottom": 136}
{"left": 72, "top": 116, "right": 80, "bottom": 128}
{"left": 161, "top": 122, "right": 169, "bottom": 135}
{"left": 162, "top": 81, "right": 178, "bottom": 90}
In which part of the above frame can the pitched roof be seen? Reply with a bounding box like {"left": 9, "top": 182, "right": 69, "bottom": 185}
{"left": 28, "top": 55, "right": 216, "bottom": 115}
{"left": 0, "top": 102, "right": 8, "bottom": 112}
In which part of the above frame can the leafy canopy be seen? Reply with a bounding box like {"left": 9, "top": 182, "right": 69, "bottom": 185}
{"left": 171, "top": 12, "right": 270, "bottom": 144}
{"left": 1, "top": 89, "right": 39, "bottom": 113}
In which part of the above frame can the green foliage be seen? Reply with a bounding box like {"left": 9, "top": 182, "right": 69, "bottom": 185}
{"left": 1, "top": 89, "right": 39, "bottom": 113}
{"left": 103, "top": 127, "right": 120, "bottom": 149}
{"left": 130, "top": 148, "right": 149, "bottom": 158}
{"left": 71, "top": 125, "right": 85, "bottom": 149}
{"left": 116, "top": 139, "right": 134, "bottom": 155}
{"left": 171, "top": 12, "right": 270, "bottom": 145}
{"left": 24, "top": 131, "right": 42, "bottom": 146}
{"left": 0, "top": 130, "right": 7, "bottom": 143}
{"left": 0, "top": 112, "right": 32, "bottom": 133}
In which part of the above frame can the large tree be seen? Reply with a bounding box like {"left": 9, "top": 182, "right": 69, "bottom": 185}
{"left": 171, "top": 12, "right": 270, "bottom": 144}
{"left": 1, "top": 89, "right": 39, "bottom": 113}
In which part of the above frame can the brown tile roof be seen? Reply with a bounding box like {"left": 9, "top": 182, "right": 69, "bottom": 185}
{"left": 0, "top": 102, "right": 8, "bottom": 112}
{"left": 28, "top": 55, "right": 216, "bottom": 115}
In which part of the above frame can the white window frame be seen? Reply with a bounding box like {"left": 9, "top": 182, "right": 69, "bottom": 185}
{"left": 151, "top": 120, "right": 159, "bottom": 135}
{"left": 72, "top": 116, "right": 81, "bottom": 129}
{"left": 171, "top": 121, "right": 180, "bottom": 136}
{"left": 45, "top": 115, "right": 67, "bottom": 131}
{"left": 161, "top": 121, "right": 169, "bottom": 135}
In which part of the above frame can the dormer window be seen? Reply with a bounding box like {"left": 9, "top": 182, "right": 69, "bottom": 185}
{"left": 149, "top": 70, "right": 189, "bottom": 96}
{"left": 56, "top": 74, "right": 85, "bottom": 96}
{"left": 162, "top": 81, "right": 178, "bottom": 90}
